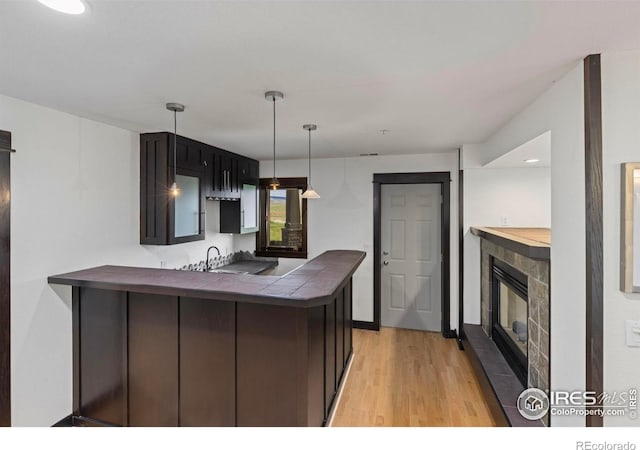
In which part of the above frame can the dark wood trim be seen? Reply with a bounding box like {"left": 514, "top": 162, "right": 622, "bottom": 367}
{"left": 256, "top": 177, "right": 308, "bottom": 259}
{"left": 72, "top": 287, "right": 81, "bottom": 419}
{"left": 584, "top": 53, "right": 604, "bottom": 427}
{"left": 458, "top": 148, "right": 465, "bottom": 345}
{"left": 0, "top": 130, "right": 10, "bottom": 427}
{"left": 470, "top": 227, "right": 550, "bottom": 261}
{"left": 372, "top": 172, "right": 452, "bottom": 336}
{"left": 352, "top": 320, "right": 378, "bottom": 331}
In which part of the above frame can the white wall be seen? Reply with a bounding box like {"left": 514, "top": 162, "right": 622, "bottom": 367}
{"left": 462, "top": 61, "right": 585, "bottom": 426}
{"left": 463, "top": 167, "right": 551, "bottom": 324}
{"left": 260, "top": 152, "right": 459, "bottom": 329}
{"left": 0, "top": 93, "right": 253, "bottom": 426}
{"left": 601, "top": 51, "right": 640, "bottom": 426}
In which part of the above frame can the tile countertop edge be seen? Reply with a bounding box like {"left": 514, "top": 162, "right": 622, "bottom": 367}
{"left": 470, "top": 226, "right": 550, "bottom": 261}
{"left": 47, "top": 250, "right": 366, "bottom": 309}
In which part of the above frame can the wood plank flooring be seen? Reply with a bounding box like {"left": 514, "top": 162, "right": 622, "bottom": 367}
{"left": 331, "top": 327, "right": 495, "bottom": 427}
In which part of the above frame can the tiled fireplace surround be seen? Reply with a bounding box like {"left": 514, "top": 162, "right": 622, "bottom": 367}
{"left": 480, "top": 239, "right": 550, "bottom": 394}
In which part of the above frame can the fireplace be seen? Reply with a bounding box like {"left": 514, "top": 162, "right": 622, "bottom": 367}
{"left": 491, "top": 258, "right": 528, "bottom": 387}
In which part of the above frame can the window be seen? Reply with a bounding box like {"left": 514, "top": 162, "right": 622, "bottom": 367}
{"left": 256, "top": 177, "right": 308, "bottom": 259}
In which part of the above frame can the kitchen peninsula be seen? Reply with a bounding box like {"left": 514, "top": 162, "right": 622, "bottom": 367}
{"left": 48, "top": 250, "right": 365, "bottom": 427}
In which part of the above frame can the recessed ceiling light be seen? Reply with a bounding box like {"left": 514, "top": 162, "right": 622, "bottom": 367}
{"left": 38, "top": 0, "right": 87, "bottom": 15}
{"left": 524, "top": 158, "right": 540, "bottom": 164}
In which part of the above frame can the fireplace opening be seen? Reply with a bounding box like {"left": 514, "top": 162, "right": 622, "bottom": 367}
{"left": 491, "top": 258, "right": 528, "bottom": 387}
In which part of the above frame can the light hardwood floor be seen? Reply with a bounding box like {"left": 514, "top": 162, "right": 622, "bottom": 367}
{"left": 331, "top": 327, "right": 496, "bottom": 427}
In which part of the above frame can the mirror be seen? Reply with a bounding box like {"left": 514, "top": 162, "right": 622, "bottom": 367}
{"left": 621, "top": 163, "right": 640, "bottom": 292}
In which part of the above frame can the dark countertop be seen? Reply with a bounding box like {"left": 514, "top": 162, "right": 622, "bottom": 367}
{"left": 48, "top": 250, "right": 365, "bottom": 308}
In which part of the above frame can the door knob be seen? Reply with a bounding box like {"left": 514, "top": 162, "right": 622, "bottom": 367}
{"left": 383, "top": 261, "right": 389, "bottom": 266}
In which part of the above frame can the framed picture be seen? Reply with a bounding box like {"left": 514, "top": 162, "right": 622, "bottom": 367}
{"left": 621, "top": 162, "right": 640, "bottom": 293}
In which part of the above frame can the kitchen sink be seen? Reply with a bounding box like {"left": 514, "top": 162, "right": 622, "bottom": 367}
{"left": 207, "top": 268, "right": 249, "bottom": 274}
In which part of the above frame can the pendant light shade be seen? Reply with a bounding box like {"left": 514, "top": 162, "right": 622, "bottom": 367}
{"left": 265, "top": 91, "right": 283, "bottom": 190}
{"left": 301, "top": 124, "right": 320, "bottom": 199}
{"left": 166, "top": 102, "right": 185, "bottom": 197}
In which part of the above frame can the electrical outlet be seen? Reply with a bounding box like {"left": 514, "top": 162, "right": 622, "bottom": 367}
{"left": 500, "top": 215, "right": 509, "bottom": 226}
{"left": 160, "top": 261, "right": 167, "bottom": 269}
{"left": 626, "top": 320, "right": 640, "bottom": 347}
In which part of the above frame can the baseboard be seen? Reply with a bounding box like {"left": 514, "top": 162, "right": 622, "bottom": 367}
{"left": 326, "top": 351, "right": 354, "bottom": 427}
{"left": 442, "top": 329, "right": 457, "bottom": 339}
{"left": 51, "top": 414, "right": 73, "bottom": 427}
{"left": 353, "top": 320, "right": 378, "bottom": 331}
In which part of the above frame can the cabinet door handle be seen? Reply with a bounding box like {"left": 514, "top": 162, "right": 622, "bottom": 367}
{"left": 241, "top": 210, "right": 245, "bottom": 228}
{"left": 203, "top": 160, "right": 207, "bottom": 167}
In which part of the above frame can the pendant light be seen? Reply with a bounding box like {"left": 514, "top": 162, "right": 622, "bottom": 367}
{"left": 301, "top": 124, "right": 320, "bottom": 199}
{"left": 265, "top": 91, "right": 284, "bottom": 190}
{"left": 166, "top": 102, "right": 185, "bottom": 197}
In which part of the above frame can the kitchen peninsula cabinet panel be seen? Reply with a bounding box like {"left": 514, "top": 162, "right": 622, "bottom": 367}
{"left": 179, "top": 298, "right": 236, "bottom": 427}
{"left": 335, "top": 290, "right": 344, "bottom": 381}
{"left": 306, "top": 305, "right": 325, "bottom": 427}
{"left": 77, "top": 288, "right": 127, "bottom": 426}
{"left": 324, "top": 300, "right": 336, "bottom": 417}
{"left": 128, "top": 293, "right": 179, "bottom": 427}
{"left": 236, "top": 303, "right": 304, "bottom": 426}
{"left": 344, "top": 280, "right": 353, "bottom": 369}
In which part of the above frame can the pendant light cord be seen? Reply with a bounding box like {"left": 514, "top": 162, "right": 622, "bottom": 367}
{"left": 174, "top": 110, "right": 177, "bottom": 182}
{"left": 308, "top": 128, "right": 312, "bottom": 185}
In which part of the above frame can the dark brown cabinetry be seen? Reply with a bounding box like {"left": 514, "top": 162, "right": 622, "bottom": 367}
{"left": 141, "top": 132, "right": 259, "bottom": 244}
{"left": 140, "top": 133, "right": 205, "bottom": 245}
{"left": 67, "top": 280, "right": 354, "bottom": 427}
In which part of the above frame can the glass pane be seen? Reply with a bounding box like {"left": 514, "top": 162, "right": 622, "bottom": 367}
{"left": 268, "top": 188, "right": 302, "bottom": 249}
{"left": 634, "top": 169, "right": 640, "bottom": 286}
{"left": 498, "top": 281, "right": 528, "bottom": 356}
{"left": 241, "top": 184, "right": 258, "bottom": 229}
{"left": 174, "top": 174, "right": 200, "bottom": 238}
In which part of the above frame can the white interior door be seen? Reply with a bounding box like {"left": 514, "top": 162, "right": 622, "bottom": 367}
{"left": 381, "top": 183, "right": 442, "bottom": 331}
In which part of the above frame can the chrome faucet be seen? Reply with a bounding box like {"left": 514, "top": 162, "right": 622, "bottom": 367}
{"left": 206, "top": 245, "right": 221, "bottom": 271}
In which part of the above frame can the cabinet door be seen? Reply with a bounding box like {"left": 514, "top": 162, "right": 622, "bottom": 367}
{"left": 128, "top": 293, "right": 179, "bottom": 427}
{"left": 239, "top": 157, "right": 259, "bottom": 185}
{"left": 203, "top": 147, "right": 221, "bottom": 199}
{"left": 180, "top": 298, "right": 235, "bottom": 426}
{"left": 174, "top": 136, "right": 206, "bottom": 173}
{"left": 218, "top": 151, "right": 240, "bottom": 199}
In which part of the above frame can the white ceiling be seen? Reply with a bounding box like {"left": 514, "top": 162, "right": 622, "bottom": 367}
{"left": 485, "top": 130, "right": 551, "bottom": 168}
{"left": 2, "top": 1, "right": 640, "bottom": 161}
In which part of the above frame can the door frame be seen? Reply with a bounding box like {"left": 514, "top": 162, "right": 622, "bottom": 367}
{"left": 0, "top": 130, "right": 13, "bottom": 427}
{"left": 370, "top": 172, "right": 452, "bottom": 337}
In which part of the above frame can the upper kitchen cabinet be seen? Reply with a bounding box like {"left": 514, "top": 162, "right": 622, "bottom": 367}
{"left": 204, "top": 148, "right": 258, "bottom": 201}
{"left": 140, "top": 132, "right": 205, "bottom": 245}
{"left": 239, "top": 158, "right": 259, "bottom": 185}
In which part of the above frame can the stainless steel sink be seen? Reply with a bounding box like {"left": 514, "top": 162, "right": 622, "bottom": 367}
{"left": 207, "top": 268, "right": 248, "bottom": 274}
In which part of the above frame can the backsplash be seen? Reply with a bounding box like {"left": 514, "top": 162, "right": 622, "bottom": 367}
{"left": 177, "top": 250, "right": 265, "bottom": 272}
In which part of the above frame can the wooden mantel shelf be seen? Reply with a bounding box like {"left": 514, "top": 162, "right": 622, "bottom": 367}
{"left": 470, "top": 227, "right": 551, "bottom": 261}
